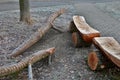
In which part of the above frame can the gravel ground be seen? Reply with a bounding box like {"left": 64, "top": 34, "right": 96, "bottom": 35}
{"left": 0, "top": 3, "right": 120, "bottom": 80}
{"left": 95, "top": 1, "right": 120, "bottom": 22}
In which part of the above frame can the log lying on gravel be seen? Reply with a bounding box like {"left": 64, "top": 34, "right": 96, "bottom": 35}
{"left": 88, "top": 51, "right": 115, "bottom": 70}
{"left": 72, "top": 16, "right": 100, "bottom": 43}
{"left": 0, "top": 47, "right": 55, "bottom": 77}
{"left": 93, "top": 37, "right": 120, "bottom": 68}
{"left": 9, "top": 8, "right": 65, "bottom": 57}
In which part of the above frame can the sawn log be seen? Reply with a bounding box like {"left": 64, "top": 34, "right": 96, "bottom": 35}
{"left": 88, "top": 51, "right": 115, "bottom": 70}
{"left": 73, "top": 16, "right": 100, "bottom": 43}
{"left": 0, "top": 47, "right": 55, "bottom": 77}
{"left": 93, "top": 37, "right": 120, "bottom": 68}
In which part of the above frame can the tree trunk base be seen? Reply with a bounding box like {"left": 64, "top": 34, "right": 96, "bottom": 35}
{"left": 20, "top": 18, "right": 33, "bottom": 25}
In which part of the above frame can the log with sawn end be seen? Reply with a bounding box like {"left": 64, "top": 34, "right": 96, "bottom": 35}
{"left": 72, "top": 32, "right": 92, "bottom": 47}
{"left": 88, "top": 37, "right": 120, "bottom": 70}
{"left": 88, "top": 51, "right": 115, "bottom": 71}
{"left": 0, "top": 47, "right": 55, "bottom": 77}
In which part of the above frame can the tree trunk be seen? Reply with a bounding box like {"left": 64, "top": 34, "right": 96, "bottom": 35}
{"left": 88, "top": 51, "right": 115, "bottom": 71}
{"left": 19, "top": 0, "right": 32, "bottom": 24}
{"left": 9, "top": 8, "right": 65, "bottom": 58}
{"left": 0, "top": 47, "right": 55, "bottom": 77}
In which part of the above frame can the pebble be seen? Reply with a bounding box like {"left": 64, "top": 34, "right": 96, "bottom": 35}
{"left": 70, "top": 70, "right": 74, "bottom": 74}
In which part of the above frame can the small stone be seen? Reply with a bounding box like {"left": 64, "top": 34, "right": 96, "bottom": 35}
{"left": 71, "top": 76, "right": 75, "bottom": 79}
{"left": 70, "top": 70, "right": 74, "bottom": 73}
{"left": 72, "top": 59, "right": 75, "bottom": 62}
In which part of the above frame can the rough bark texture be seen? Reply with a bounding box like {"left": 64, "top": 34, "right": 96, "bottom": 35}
{"left": 19, "top": 0, "right": 32, "bottom": 24}
{"left": 0, "top": 47, "right": 55, "bottom": 77}
{"left": 88, "top": 51, "right": 115, "bottom": 71}
{"left": 72, "top": 32, "right": 91, "bottom": 47}
{"left": 73, "top": 16, "right": 100, "bottom": 43}
{"left": 9, "top": 9, "right": 65, "bottom": 58}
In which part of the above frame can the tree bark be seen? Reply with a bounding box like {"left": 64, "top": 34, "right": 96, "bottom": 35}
{"left": 9, "top": 8, "right": 65, "bottom": 58}
{"left": 88, "top": 51, "right": 115, "bottom": 71}
{"left": 72, "top": 32, "right": 91, "bottom": 47}
{"left": 0, "top": 47, "right": 55, "bottom": 77}
{"left": 19, "top": 0, "right": 32, "bottom": 24}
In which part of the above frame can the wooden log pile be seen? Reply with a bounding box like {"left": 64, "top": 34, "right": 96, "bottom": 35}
{"left": 88, "top": 37, "right": 120, "bottom": 70}
{"left": 69, "top": 15, "right": 120, "bottom": 71}
{"left": 88, "top": 51, "right": 115, "bottom": 70}
{"left": 1, "top": 8, "right": 120, "bottom": 79}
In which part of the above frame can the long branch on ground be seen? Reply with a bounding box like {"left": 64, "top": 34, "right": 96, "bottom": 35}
{"left": 9, "top": 8, "right": 65, "bottom": 58}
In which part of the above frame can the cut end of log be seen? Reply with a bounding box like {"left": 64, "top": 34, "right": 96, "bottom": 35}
{"left": 72, "top": 32, "right": 79, "bottom": 47}
{"left": 46, "top": 47, "right": 55, "bottom": 55}
{"left": 72, "top": 32, "right": 92, "bottom": 47}
{"left": 88, "top": 52, "right": 98, "bottom": 70}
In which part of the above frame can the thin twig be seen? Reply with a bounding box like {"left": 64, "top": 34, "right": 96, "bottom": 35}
{"left": 28, "top": 64, "right": 33, "bottom": 80}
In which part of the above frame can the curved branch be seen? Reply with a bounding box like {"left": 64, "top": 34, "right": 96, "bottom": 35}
{"left": 0, "top": 47, "right": 55, "bottom": 77}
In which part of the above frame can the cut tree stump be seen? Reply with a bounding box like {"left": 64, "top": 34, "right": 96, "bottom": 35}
{"left": 0, "top": 47, "right": 55, "bottom": 77}
{"left": 72, "top": 16, "right": 100, "bottom": 43}
{"left": 72, "top": 32, "right": 91, "bottom": 47}
{"left": 88, "top": 51, "right": 115, "bottom": 70}
{"left": 9, "top": 8, "right": 65, "bottom": 58}
{"left": 93, "top": 37, "right": 120, "bottom": 68}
